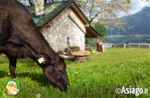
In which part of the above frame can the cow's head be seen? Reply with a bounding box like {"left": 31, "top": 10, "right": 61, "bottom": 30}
{"left": 40, "top": 52, "right": 69, "bottom": 91}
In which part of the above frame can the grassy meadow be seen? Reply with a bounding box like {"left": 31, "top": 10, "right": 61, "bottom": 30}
{"left": 0, "top": 48, "right": 150, "bottom": 98}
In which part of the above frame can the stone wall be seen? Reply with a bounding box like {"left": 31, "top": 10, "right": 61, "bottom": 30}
{"left": 117, "top": 44, "right": 126, "bottom": 49}
{"left": 42, "top": 8, "right": 85, "bottom": 52}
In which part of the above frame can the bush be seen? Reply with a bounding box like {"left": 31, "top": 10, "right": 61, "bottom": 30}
{"left": 69, "top": 46, "right": 80, "bottom": 51}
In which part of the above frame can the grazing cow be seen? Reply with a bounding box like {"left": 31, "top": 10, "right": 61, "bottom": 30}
{"left": 0, "top": 0, "right": 69, "bottom": 91}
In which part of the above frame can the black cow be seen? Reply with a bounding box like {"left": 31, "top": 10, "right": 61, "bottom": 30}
{"left": 0, "top": 0, "right": 69, "bottom": 91}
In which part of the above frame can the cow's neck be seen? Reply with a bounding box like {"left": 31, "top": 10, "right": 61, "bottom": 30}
{"left": 11, "top": 22, "right": 57, "bottom": 62}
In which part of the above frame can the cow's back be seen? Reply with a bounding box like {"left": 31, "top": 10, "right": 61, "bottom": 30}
{"left": 0, "top": 0, "right": 33, "bottom": 46}
{"left": 0, "top": 0, "right": 12, "bottom": 46}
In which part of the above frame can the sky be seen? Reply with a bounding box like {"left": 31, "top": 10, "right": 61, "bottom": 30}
{"left": 21, "top": 0, "right": 150, "bottom": 18}
{"left": 119, "top": 0, "right": 150, "bottom": 17}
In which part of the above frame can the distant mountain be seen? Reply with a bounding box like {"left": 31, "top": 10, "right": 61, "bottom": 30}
{"left": 108, "top": 7, "right": 150, "bottom": 36}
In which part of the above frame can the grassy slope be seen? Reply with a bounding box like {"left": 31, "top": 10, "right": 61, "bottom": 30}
{"left": 0, "top": 48, "right": 150, "bottom": 98}
{"left": 104, "top": 36, "right": 150, "bottom": 43}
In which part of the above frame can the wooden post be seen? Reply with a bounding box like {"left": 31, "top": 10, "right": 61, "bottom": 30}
{"left": 97, "top": 38, "right": 99, "bottom": 43}
{"left": 97, "top": 43, "right": 99, "bottom": 51}
{"left": 139, "top": 43, "right": 140, "bottom": 49}
{"left": 101, "top": 44, "right": 105, "bottom": 52}
{"left": 124, "top": 44, "right": 126, "bottom": 49}
{"left": 96, "top": 38, "right": 99, "bottom": 51}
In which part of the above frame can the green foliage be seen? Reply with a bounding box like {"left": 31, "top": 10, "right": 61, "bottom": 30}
{"left": 85, "top": 39, "right": 91, "bottom": 45}
{"left": 0, "top": 48, "right": 150, "bottom": 97}
{"left": 104, "top": 35, "right": 150, "bottom": 43}
{"left": 85, "top": 39, "right": 98, "bottom": 47}
{"left": 94, "top": 22, "right": 108, "bottom": 37}
{"left": 147, "top": 40, "right": 150, "bottom": 43}
{"left": 92, "top": 22, "right": 108, "bottom": 41}
{"left": 69, "top": 46, "right": 79, "bottom": 50}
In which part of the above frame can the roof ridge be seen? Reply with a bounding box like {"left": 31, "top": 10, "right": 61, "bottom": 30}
{"left": 36, "top": 1, "right": 73, "bottom": 28}
{"left": 34, "top": 3, "right": 62, "bottom": 23}
{"left": 44, "top": 3, "right": 62, "bottom": 15}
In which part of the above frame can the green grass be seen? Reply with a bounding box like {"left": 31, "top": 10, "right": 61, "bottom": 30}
{"left": 0, "top": 48, "right": 150, "bottom": 98}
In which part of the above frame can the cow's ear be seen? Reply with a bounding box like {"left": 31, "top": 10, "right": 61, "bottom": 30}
{"left": 57, "top": 51, "right": 72, "bottom": 59}
{"left": 38, "top": 54, "right": 51, "bottom": 64}
{"left": 57, "top": 51, "right": 65, "bottom": 59}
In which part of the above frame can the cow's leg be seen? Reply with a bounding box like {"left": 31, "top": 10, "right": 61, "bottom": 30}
{"left": 8, "top": 57, "right": 17, "bottom": 78}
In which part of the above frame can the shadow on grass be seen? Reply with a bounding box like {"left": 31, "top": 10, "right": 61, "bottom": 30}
{"left": 0, "top": 70, "right": 8, "bottom": 78}
{"left": 0, "top": 70, "right": 50, "bottom": 87}
{"left": 65, "top": 58, "right": 75, "bottom": 64}
{"left": 17, "top": 72, "right": 49, "bottom": 85}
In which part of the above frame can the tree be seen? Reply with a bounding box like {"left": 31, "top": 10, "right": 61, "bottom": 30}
{"left": 92, "top": 22, "right": 108, "bottom": 41}
{"left": 18, "top": 0, "right": 67, "bottom": 5}
{"left": 18, "top": 0, "right": 132, "bottom": 24}
{"left": 74, "top": 0, "right": 132, "bottom": 26}
{"left": 85, "top": 39, "right": 91, "bottom": 45}
{"left": 28, "top": 0, "right": 34, "bottom": 5}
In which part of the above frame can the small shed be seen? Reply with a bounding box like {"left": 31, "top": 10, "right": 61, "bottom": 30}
{"left": 28, "top": 1, "right": 101, "bottom": 52}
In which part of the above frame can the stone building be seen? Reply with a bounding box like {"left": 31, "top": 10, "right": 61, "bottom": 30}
{"left": 28, "top": 1, "right": 101, "bottom": 52}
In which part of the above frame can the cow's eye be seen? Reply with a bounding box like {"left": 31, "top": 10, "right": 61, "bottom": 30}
{"left": 55, "top": 69, "right": 63, "bottom": 80}
{"left": 56, "top": 69, "right": 62, "bottom": 72}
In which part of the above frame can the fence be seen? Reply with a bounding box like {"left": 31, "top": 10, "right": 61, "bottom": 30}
{"left": 103, "top": 43, "right": 114, "bottom": 48}
{"left": 129, "top": 43, "right": 150, "bottom": 49}
{"left": 87, "top": 42, "right": 150, "bottom": 49}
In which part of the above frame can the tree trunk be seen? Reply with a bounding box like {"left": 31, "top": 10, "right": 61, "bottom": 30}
{"left": 29, "top": 0, "right": 34, "bottom": 5}
{"left": 44, "top": 0, "right": 47, "bottom": 3}
{"left": 74, "top": 55, "right": 88, "bottom": 62}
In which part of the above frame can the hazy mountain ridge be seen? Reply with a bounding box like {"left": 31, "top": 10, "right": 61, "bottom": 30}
{"left": 108, "top": 7, "right": 150, "bottom": 36}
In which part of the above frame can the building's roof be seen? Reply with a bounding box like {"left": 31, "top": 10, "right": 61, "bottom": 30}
{"left": 28, "top": 1, "right": 74, "bottom": 28}
{"left": 27, "top": 1, "right": 101, "bottom": 38}
{"left": 85, "top": 26, "right": 101, "bottom": 38}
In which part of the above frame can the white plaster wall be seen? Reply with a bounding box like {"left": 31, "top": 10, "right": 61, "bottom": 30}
{"left": 41, "top": 8, "right": 86, "bottom": 52}
{"left": 42, "top": 16, "right": 85, "bottom": 52}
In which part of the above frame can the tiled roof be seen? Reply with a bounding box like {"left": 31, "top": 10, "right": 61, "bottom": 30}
{"left": 27, "top": 1, "right": 101, "bottom": 37}
{"left": 28, "top": 1, "right": 73, "bottom": 28}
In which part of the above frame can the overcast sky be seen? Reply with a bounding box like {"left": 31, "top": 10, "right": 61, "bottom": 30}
{"left": 118, "top": 0, "right": 150, "bottom": 17}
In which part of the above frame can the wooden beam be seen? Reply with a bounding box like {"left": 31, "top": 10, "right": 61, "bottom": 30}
{"left": 84, "top": 24, "right": 89, "bottom": 27}
{"left": 68, "top": 15, "right": 86, "bottom": 34}
{"left": 86, "top": 32, "right": 91, "bottom": 36}
{"left": 85, "top": 37, "right": 99, "bottom": 39}
{"left": 88, "top": 27, "right": 101, "bottom": 37}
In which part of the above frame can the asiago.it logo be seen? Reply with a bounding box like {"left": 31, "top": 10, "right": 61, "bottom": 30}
{"left": 115, "top": 86, "right": 148, "bottom": 96}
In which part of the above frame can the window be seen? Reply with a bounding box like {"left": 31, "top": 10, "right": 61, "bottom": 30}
{"left": 67, "top": 37, "right": 70, "bottom": 44}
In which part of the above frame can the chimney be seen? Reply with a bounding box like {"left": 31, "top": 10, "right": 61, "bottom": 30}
{"left": 35, "top": 0, "right": 44, "bottom": 16}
